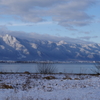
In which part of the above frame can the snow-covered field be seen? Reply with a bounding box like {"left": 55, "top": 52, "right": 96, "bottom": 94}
{"left": 0, "top": 73, "right": 100, "bottom": 100}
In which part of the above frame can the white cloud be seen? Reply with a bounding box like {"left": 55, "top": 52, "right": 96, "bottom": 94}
{"left": 78, "top": 36, "right": 98, "bottom": 40}
{"left": 0, "top": 0, "right": 97, "bottom": 29}
{"left": 0, "top": 21, "right": 54, "bottom": 26}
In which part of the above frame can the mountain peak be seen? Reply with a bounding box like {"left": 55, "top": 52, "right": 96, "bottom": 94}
{"left": 2, "top": 34, "right": 18, "bottom": 45}
{"left": 57, "top": 40, "right": 67, "bottom": 45}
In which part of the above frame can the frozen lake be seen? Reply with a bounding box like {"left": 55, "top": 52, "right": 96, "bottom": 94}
{"left": 0, "top": 63, "right": 97, "bottom": 74}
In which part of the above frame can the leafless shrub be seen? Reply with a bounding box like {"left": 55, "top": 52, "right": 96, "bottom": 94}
{"left": 93, "top": 61, "right": 100, "bottom": 74}
{"left": 36, "top": 62, "right": 56, "bottom": 74}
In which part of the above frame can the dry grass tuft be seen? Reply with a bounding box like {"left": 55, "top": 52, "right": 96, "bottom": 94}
{"left": 43, "top": 76, "right": 56, "bottom": 80}
{"left": 74, "top": 78, "right": 80, "bottom": 80}
{"left": 63, "top": 74, "right": 72, "bottom": 80}
{"left": 24, "top": 71, "right": 30, "bottom": 74}
{"left": 0, "top": 84, "right": 13, "bottom": 89}
{"left": 63, "top": 77, "right": 72, "bottom": 80}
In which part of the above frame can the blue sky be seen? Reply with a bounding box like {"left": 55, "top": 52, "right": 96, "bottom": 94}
{"left": 0, "top": 0, "right": 100, "bottom": 43}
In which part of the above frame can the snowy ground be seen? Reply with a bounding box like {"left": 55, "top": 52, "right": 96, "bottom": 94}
{"left": 0, "top": 73, "right": 100, "bottom": 100}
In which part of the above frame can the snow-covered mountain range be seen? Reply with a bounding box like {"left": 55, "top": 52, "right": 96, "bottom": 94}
{"left": 0, "top": 34, "right": 100, "bottom": 61}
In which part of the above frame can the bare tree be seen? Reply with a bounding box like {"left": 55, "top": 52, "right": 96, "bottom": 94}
{"left": 93, "top": 61, "right": 100, "bottom": 74}
{"left": 36, "top": 62, "right": 56, "bottom": 74}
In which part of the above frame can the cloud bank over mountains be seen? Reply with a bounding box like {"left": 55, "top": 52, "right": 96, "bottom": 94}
{"left": 0, "top": 26, "right": 93, "bottom": 44}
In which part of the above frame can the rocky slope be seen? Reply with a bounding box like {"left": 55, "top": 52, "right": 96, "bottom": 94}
{"left": 0, "top": 34, "right": 100, "bottom": 61}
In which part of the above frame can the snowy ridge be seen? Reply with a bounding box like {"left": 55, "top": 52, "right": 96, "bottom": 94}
{"left": 0, "top": 34, "right": 100, "bottom": 61}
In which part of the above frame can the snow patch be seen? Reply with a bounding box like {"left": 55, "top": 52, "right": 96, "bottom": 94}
{"left": 57, "top": 40, "right": 67, "bottom": 45}
{"left": 0, "top": 45, "right": 5, "bottom": 49}
{"left": 30, "top": 43, "right": 37, "bottom": 49}
{"left": 37, "top": 51, "right": 41, "bottom": 57}
{"left": 87, "top": 54, "right": 94, "bottom": 58}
